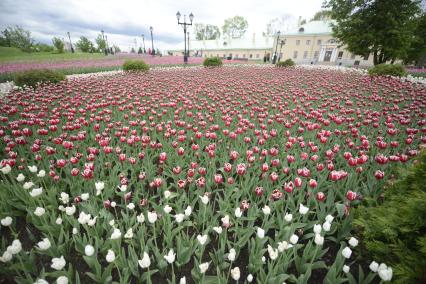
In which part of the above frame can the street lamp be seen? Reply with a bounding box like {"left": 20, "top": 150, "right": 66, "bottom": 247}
{"left": 105, "top": 35, "right": 109, "bottom": 55}
{"left": 278, "top": 39, "right": 286, "bottom": 62}
{"left": 272, "top": 31, "right": 281, "bottom": 64}
{"left": 141, "top": 34, "right": 146, "bottom": 53}
{"left": 176, "top": 11, "right": 194, "bottom": 64}
{"left": 67, "top": 32, "right": 74, "bottom": 53}
{"left": 101, "top": 30, "right": 107, "bottom": 56}
{"left": 187, "top": 31, "right": 190, "bottom": 58}
{"left": 150, "top": 26, "right": 155, "bottom": 56}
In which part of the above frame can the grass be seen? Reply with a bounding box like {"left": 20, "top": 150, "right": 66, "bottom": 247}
{"left": 0, "top": 47, "right": 104, "bottom": 63}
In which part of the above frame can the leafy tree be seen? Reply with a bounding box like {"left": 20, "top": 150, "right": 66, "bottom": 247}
{"left": 34, "top": 43, "right": 54, "bottom": 52}
{"left": 1, "top": 26, "right": 33, "bottom": 52}
{"left": 52, "top": 37, "right": 64, "bottom": 53}
{"left": 130, "top": 47, "right": 136, "bottom": 53}
{"left": 323, "top": 0, "right": 422, "bottom": 65}
{"left": 113, "top": 45, "right": 121, "bottom": 53}
{"left": 222, "top": 16, "right": 248, "bottom": 39}
{"left": 75, "top": 36, "right": 94, "bottom": 53}
{"left": 95, "top": 34, "right": 106, "bottom": 53}
{"left": 310, "top": 10, "right": 332, "bottom": 21}
{"left": 138, "top": 47, "right": 143, "bottom": 54}
{"left": 263, "top": 15, "right": 297, "bottom": 36}
{"left": 404, "top": 12, "right": 426, "bottom": 65}
{"left": 194, "top": 23, "right": 221, "bottom": 40}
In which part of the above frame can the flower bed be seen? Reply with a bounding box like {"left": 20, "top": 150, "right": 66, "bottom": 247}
{"left": 0, "top": 66, "right": 425, "bottom": 283}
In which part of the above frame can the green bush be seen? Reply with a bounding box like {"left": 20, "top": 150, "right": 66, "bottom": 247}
{"left": 122, "top": 60, "right": 150, "bottom": 72}
{"left": 353, "top": 151, "right": 426, "bottom": 283}
{"left": 14, "top": 69, "right": 65, "bottom": 88}
{"left": 276, "top": 59, "right": 295, "bottom": 67}
{"left": 203, "top": 57, "right": 223, "bottom": 67}
{"left": 368, "top": 64, "right": 407, "bottom": 77}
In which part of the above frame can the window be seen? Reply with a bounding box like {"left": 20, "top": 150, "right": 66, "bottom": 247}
{"left": 306, "top": 40, "right": 311, "bottom": 45}
{"left": 256, "top": 54, "right": 259, "bottom": 58}
{"left": 351, "top": 53, "right": 356, "bottom": 59}
{"left": 337, "top": 51, "right": 343, "bottom": 59}
{"left": 317, "top": 39, "right": 322, "bottom": 45}
{"left": 299, "top": 27, "right": 305, "bottom": 32}
{"left": 314, "top": 51, "right": 319, "bottom": 58}
{"left": 303, "top": 51, "right": 308, "bottom": 59}
{"left": 249, "top": 54, "right": 253, "bottom": 58}
{"left": 296, "top": 40, "right": 300, "bottom": 45}
{"left": 293, "top": 51, "right": 298, "bottom": 59}
{"left": 243, "top": 54, "right": 246, "bottom": 58}
{"left": 363, "top": 54, "right": 369, "bottom": 60}
{"left": 328, "top": 39, "right": 336, "bottom": 43}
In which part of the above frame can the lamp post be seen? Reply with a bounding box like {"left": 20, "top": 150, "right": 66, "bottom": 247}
{"left": 67, "top": 32, "right": 74, "bottom": 53}
{"left": 101, "top": 30, "right": 107, "bottom": 56}
{"left": 278, "top": 39, "right": 286, "bottom": 62}
{"left": 105, "top": 35, "right": 109, "bottom": 55}
{"left": 141, "top": 34, "right": 146, "bottom": 53}
{"left": 187, "top": 31, "right": 190, "bottom": 58}
{"left": 272, "top": 31, "right": 280, "bottom": 64}
{"left": 176, "top": 11, "right": 194, "bottom": 64}
{"left": 150, "top": 26, "right": 155, "bottom": 56}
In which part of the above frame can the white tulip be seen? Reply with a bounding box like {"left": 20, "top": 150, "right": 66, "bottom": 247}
{"left": 110, "top": 228, "right": 122, "bottom": 240}
{"left": 247, "top": 274, "right": 253, "bottom": 283}
{"left": 164, "top": 190, "right": 171, "bottom": 199}
{"left": 16, "top": 173, "right": 25, "bottom": 182}
{"left": 314, "top": 234, "right": 324, "bottom": 246}
{"left": 313, "top": 224, "right": 322, "bottom": 234}
{"left": 228, "top": 248, "right": 236, "bottom": 262}
{"left": 23, "top": 181, "right": 34, "bottom": 189}
{"left": 184, "top": 206, "right": 192, "bottom": 216}
{"left": 299, "top": 204, "right": 309, "bottom": 215}
{"left": 164, "top": 205, "right": 173, "bottom": 214}
{"left": 118, "top": 185, "right": 127, "bottom": 192}
{"left": 267, "top": 245, "right": 278, "bottom": 260}
{"left": 199, "top": 262, "right": 209, "bottom": 273}
{"left": 36, "top": 238, "right": 51, "bottom": 250}
{"left": 284, "top": 213, "right": 293, "bottom": 222}
{"left": 199, "top": 195, "right": 209, "bottom": 205}
{"left": 29, "top": 187, "right": 43, "bottom": 197}
{"left": 289, "top": 234, "right": 299, "bottom": 245}
{"left": 137, "top": 213, "right": 145, "bottom": 223}
{"left": 95, "top": 181, "right": 104, "bottom": 191}
{"left": 81, "top": 193, "right": 89, "bottom": 201}
{"left": 56, "top": 276, "right": 68, "bottom": 284}
{"left": 322, "top": 221, "right": 331, "bottom": 232}
{"left": 179, "top": 276, "right": 186, "bottom": 284}
{"left": 124, "top": 228, "right": 133, "bottom": 239}
{"left": 262, "top": 205, "right": 271, "bottom": 215}
{"left": 231, "top": 266, "right": 241, "bottom": 280}
{"left": 213, "top": 226, "right": 223, "bottom": 234}
{"left": 85, "top": 245, "right": 95, "bottom": 256}
{"left": 197, "top": 234, "right": 208, "bottom": 245}
{"left": 278, "top": 241, "right": 289, "bottom": 252}
{"left": 37, "top": 170, "right": 46, "bottom": 177}
{"left": 221, "top": 215, "right": 230, "bottom": 226}
{"left": 87, "top": 216, "right": 97, "bottom": 227}
{"left": 0, "top": 164, "right": 11, "bottom": 174}
{"left": 343, "top": 265, "right": 350, "bottom": 273}
{"left": 78, "top": 212, "right": 91, "bottom": 225}
{"left": 72, "top": 228, "right": 78, "bottom": 235}
{"left": 378, "top": 263, "right": 392, "bottom": 281}
{"left": 0, "top": 251, "right": 12, "bottom": 262}
{"left": 257, "top": 227, "right": 265, "bottom": 239}
{"left": 7, "top": 239, "right": 22, "bottom": 254}
{"left": 348, "top": 237, "right": 358, "bottom": 247}
{"left": 34, "top": 279, "right": 49, "bottom": 284}
{"left": 109, "top": 219, "right": 115, "bottom": 226}
{"left": 105, "top": 249, "right": 115, "bottom": 263}
{"left": 325, "top": 214, "right": 334, "bottom": 223}
{"left": 56, "top": 217, "right": 63, "bottom": 225}
{"left": 28, "top": 165, "right": 38, "bottom": 173}
{"left": 235, "top": 208, "right": 242, "bottom": 218}
{"left": 369, "top": 261, "right": 379, "bottom": 272}
{"left": 138, "top": 252, "right": 151, "bottom": 269}
{"left": 65, "top": 205, "right": 76, "bottom": 216}
{"left": 341, "top": 247, "right": 352, "bottom": 259}
{"left": 262, "top": 256, "right": 266, "bottom": 263}
{"left": 34, "top": 207, "right": 45, "bottom": 217}
{"left": 127, "top": 203, "right": 135, "bottom": 210}
{"left": 51, "top": 256, "right": 66, "bottom": 270}
{"left": 111, "top": 201, "right": 116, "bottom": 207}
{"left": 1, "top": 216, "right": 12, "bottom": 226}
{"left": 147, "top": 211, "right": 157, "bottom": 224}
{"left": 164, "top": 249, "right": 176, "bottom": 264}
{"left": 60, "top": 192, "right": 69, "bottom": 204}
{"left": 174, "top": 213, "right": 185, "bottom": 223}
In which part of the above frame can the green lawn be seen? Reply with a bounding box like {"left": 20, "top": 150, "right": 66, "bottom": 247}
{"left": 0, "top": 47, "right": 104, "bottom": 63}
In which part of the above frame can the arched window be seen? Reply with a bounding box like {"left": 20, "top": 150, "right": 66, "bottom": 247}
{"left": 299, "top": 27, "right": 304, "bottom": 32}
{"left": 327, "top": 39, "right": 336, "bottom": 44}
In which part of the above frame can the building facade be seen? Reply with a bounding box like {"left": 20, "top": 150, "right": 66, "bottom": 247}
{"left": 168, "top": 20, "right": 375, "bottom": 67}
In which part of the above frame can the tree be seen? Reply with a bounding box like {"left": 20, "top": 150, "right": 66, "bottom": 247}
{"left": 95, "top": 34, "right": 106, "bottom": 53}
{"left": 75, "top": 36, "right": 94, "bottom": 53}
{"left": 403, "top": 12, "right": 426, "bottom": 65}
{"left": 138, "top": 47, "right": 143, "bottom": 54}
{"left": 34, "top": 43, "right": 54, "bottom": 52}
{"left": 310, "top": 10, "right": 332, "bottom": 21}
{"left": 113, "top": 45, "right": 121, "bottom": 53}
{"left": 222, "top": 16, "right": 248, "bottom": 39}
{"left": 52, "top": 37, "right": 64, "bottom": 53}
{"left": 324, "top": 0, "right": 422, "bottom": 65}
{"left": 263, "top": 15, "right": 298, "bottom": 36}
{"left": 1, "top": 26, "right": 33, "bottom": 52}
{"left": 131, "top": 47, "right": 135, "bottom": 53}
{"left": 194, "top": 23, "right": 221, "bottom": 40}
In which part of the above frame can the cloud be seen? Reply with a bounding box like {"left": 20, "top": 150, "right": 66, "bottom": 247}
{"left": 0, "top": 0, "right": 323, "bottom": 51}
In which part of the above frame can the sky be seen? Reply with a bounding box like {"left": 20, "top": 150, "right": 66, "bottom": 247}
{"left": 0, "top": 0, "right": 324, "bottom": 52}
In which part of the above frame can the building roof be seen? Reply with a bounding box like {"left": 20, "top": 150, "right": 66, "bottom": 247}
{"left": 168, "top": 20, "right": 334, "bottom": 52}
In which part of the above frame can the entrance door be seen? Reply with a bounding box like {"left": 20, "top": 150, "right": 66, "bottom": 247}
{"left": 324, "top": 50, "right": 332, "bottom": 62}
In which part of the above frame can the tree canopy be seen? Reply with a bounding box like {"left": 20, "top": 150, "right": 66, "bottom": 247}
{"left": 75, "top": 36, "right": 95, "bottom": 53}
{"left": 222, "top": 16, "right": 248, "bottom": 39}
{"left": 263, "top": 15, "right": 298, "bottom": 36}
{"left": 324, "top": 0, "right": 423, "bottom": 65}
{"left": 52, "top": 37, "right": 64, "bottom": 53}
{"left": 95, "top": 34, "right": 106, "bottom": 53}
{"left": 0, "top": 26, "right": 34, "bottom": 52}
{"left": 194, "top": 24, "right": 220, "bottom": 40}
{"left": 310, "top": 10, "right": 332, "bottom": 21}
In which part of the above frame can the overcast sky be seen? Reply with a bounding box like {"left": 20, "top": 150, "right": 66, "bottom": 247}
{"left": 0, "top": 0, "right": 323, "bottom": 52}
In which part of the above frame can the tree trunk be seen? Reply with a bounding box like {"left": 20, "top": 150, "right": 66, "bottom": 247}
{"left": 373, "top": 51, "right": 378, "bottom": 65}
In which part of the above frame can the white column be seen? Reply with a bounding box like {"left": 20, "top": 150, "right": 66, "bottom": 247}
{"left": 330, "top": 47, "right": 338, "bottom": 62}
{"left": 319, "top": 47, "right": 326, "bottom": 62}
